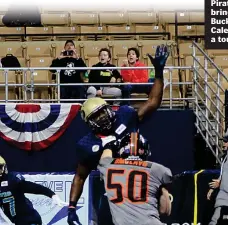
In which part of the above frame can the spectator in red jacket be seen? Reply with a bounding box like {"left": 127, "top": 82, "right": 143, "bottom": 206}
{"left": 121, "top": 48, "right": 148, "bottom": 83}
{"left": 120, "top": 48, "right": 150, "bottom": 103}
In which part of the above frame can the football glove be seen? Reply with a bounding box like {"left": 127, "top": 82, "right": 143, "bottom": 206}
{"left": 67, "top": 207, "right": 82, "bottom": 225}
{"left": 101, "top": 135, "right": 120, "bottom": 152}
{"left": 52, "top": 194, "right": 68, "bottom": 207}
{"left": 147, "top": 45, "right": 169, "bottom": 79}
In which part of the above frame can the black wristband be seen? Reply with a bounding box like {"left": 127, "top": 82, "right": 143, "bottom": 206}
{"left": 69, "top": 201, "right": 77, "bottom": 207}
{"left": 154, "top": 69, "right": 164, "bottom": 80}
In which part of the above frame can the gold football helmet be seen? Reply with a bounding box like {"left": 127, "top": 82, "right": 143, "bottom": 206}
{"left": 81, "top": 97, "right": 115, "bottom": 134}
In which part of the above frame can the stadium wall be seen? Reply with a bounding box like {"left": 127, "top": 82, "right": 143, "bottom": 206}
{"left": 0, "top": 109, "right": 195, "bottom": 175}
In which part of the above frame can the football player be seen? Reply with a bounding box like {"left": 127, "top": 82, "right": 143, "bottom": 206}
{"left": 97, "top": 131, "right": 172, "bottom": 225}
{"left": 0, "top": 156, "right": 66, "bottom": 225}
{"left": 67, "top": 45, "right": 169, "bottom": 225}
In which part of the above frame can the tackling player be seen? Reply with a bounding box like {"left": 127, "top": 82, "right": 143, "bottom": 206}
{"left": 67, "top": 45, "right": 169, "bottom": 225}
{"left": 98, "top": 131, "right": 172, "bottom": 225}
{"left": 0, "top": 156, "right": 66, "bottom": 225}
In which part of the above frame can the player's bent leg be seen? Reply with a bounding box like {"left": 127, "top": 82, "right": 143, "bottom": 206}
{"left": 87, "top": 86, "right": 97, "bottom": 98}
{"left": 209, "top": 206, "right": 221, "bottom": 225}
{"left": 102, "top": 87, "right": 122, "bottom": 98}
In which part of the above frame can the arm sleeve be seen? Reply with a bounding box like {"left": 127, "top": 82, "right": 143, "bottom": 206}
{"left": 20, "top": 180, "right": 55, "bottom": 198}
{"left": 88, "top": 65, "right": 100, "bottom": 90}
{"left": 120, "top": 65, "right": 133, "bottom": 82}
{"left": 78, "top": 58, "right": 87, "bottom": 74}
{"left": 49, "top": 58, "right": 62, "bottom": 73}
{"left": 112, "top": 69, "right": 122, "bottom": 80}
{"left": 161, "top": 167, "right": 173, "bottom": 185}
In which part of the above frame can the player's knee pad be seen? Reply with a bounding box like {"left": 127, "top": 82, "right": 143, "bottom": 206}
{"left": 217, "top": 206, "right": 228, "bottom": 225}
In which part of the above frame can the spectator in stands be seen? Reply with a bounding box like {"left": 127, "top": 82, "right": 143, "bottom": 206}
{"left": 87, "top": 48, "right": 122, "bottom": 100}
{"left": 120, "top": 48, "right": 149, "bottom": 101}
{"left": 50, "top": 40, "right": 87, "bottom": 101}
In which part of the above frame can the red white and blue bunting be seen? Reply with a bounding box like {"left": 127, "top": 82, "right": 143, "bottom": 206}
{"left": 0, "top": 104, "right": 81, "bottom": 151}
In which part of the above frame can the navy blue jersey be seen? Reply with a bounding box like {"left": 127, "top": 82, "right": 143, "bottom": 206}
{"left": 77, "top": 105, "right": 139, "bottom": 169}
{"left": 0, "top": 173, "right": 41, "bottom": 225}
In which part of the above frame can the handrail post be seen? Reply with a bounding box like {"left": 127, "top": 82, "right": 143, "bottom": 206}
{"left": 204, "top": 56, "right": 209, "bottom": 148}
{"left": 57, "top": 70, "right": 60, "bottom": 104}
{"left": 216, "top": 72, "right": 221, "bottom": 158}
{"left": 193, "top": 43, "right": 199, "bottom": 130}
{"left": 4, "top": 70, "right": 8, "bottom": 103}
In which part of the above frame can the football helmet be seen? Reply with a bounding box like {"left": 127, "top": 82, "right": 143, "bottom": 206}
{"left": 117, "top": 132, "right": 151, "bottom": 160}
{"left": 81, "top": 97, "right": 115, "bottom": 135}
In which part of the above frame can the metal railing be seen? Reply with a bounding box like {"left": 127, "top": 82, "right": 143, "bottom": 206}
{"left": 192, "top": 41, "right": 228, "bottom": 164}
{"left": 0, "top": 66, "right": 193, "bottom": 109}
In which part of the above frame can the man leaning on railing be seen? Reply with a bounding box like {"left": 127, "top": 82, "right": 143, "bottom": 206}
{"left": 49, "top": 40, "right": 87, "bottom": 101}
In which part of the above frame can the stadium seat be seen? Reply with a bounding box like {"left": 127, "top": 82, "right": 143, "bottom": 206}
{"left": 81, "top": 41, "right": 113, "bottom": 66}
{"left": 128, "top": 11, "right": 157, "bottom": 24}
{"left": 165, "top": 25, "right": 175, "bottom": 39}
{"left": 0, "top": 42, "right": 24, "bottom": 58}
{"left": 207, "top": 50, "right": 228, "bottom": 57}
{"left": 135, "top": 25, "right": 166, "bottom": 40}
{"left": 213, "top": 56, "right": 228, "bottom": 69}
{"left": 179, "top": 42, "right": 204, "bottom": 57}
{"left": 196, "top": 25, "right": 204, "bottom": 36}
{"left": 70, "top": 12, "right": 99, "bottom": 25}
{"left": 106, "top": 25, "right": 135, "bottom": 40}
{"left": 41, "top": 13, "right": 69, "bottom": 26}
{"left": 184, "top": 55, "right": 205, "bottom": 67}
{"left": 26, "top": 57, "right": 53, "bottom": 100}
{"left": 159, "top": 11, "right": 175, "bottom": 24}
{"left": 78, "top": 25, "right": 107, "bottom": 41}
{"left": 52, "top": 26, "right": 78, "bottom": 41}
{"left": 99, "top": 11, "right": 128, "bottom": 25}
{"left": 0, "top": 71, "right": 18, "bottom": 101}
{"left": 18, "top": 57, "right": 28, "bottom": 68}
{"left": 116, "top": 56, "right": 128, "bottom": 67}
{"left": 178, "top": 25, "right": 197, "bottom": 37}
{"left": 0, "top": 27, "right": 25, "bottom": 41}
{"left": 24, "top": 42, "right": 53, "bottom": 58}
{"left": 27, "top": 57, "right": 52, "bottom": 82}
{"left": 189, "top": 11, "right": 204, "bottom": 23}
{"left": 25, "top": 27, "right": 53, "bottom": 41}
{"left": 176, "top": 11, "right": 190, "bottom": 23}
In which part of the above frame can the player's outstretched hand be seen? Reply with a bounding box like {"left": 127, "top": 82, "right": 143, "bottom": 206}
{"left": 147, "top": 45, "right": 169, "bottom": 79}
{"left": 67, "top": 207, "right": 82, "bottom": 225}
{"left": 52, "top": 194, "right": 68, "bottom": 207}
{"left": 209, "top": 179, "right": 220, "bottom": 189}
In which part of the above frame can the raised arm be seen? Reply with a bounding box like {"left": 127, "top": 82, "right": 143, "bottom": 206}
{"left": 138, "top": 45, "right": 169, "bottom": 121}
